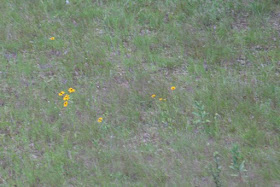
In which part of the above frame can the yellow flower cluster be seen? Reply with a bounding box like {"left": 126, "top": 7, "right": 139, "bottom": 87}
{"left": 150, "top": 86, "right": 176, "bottom": 101}
{"left": 98, "top": 117, "right": 103, "bottom": 123}
{"left": 49, "top": 37, "right": 55, "bottom": 40}
{"left": 58, "top": 88, "right": 76, "bottom": 107}
{"left": 58, "top": 88, "right": 103, "bottom": 123}
{"left": 152, "top": 94, "right": 167, "bottom": 101}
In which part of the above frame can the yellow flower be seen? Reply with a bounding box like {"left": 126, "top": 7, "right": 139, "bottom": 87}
{"left": 49, "top": 37, "right": 55, "bottom": 40}
{"left": 151, "top": 94, "right": 156, "bottom": 98}
{"left": 58, "top": 91, "right": 65, "bottom": 96}
{"left": 98, "top": 117, "right": 103, "bottom": 123}
{"left": 159, "top": 98, "right": 163, "bottom": 101}
{"left": 64, "top": 101, "right": 68, "bottom": 107}
{"left": 68, "top": 88, "right": 75, "bottom": 93}
{"left": 171, "top": 86, "right": 176, "bottom": 90}
{"left": 63, "top": 94, "right": 70, "bottom": 101}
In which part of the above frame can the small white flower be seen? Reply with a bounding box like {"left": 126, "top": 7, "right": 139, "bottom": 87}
{"left": 66, "top": 0, "right": 70, "bottom": 4}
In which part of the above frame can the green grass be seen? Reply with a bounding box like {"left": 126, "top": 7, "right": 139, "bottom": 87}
{"left": 0, "top": 0, "right": 279, "bottom": 186}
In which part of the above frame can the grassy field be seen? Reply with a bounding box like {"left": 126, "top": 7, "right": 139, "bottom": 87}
{"left": 0, "top": 0, "right": 279, "bottom": 186}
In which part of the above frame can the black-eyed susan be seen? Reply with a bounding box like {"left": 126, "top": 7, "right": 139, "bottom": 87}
{"left": 63, "top": 94, "right": 70, "bottom": 101}
{"left": 159, "top": 98, "right": 163, "bottom": 101}
{"left": 58, "top": 91, "right": 65, "bottom": 96}
{"left": 98, "top": 117, "right": 103, "bottom": 123}
{"left": 49, "top": 37, "right": 55, "bottom": 40}
{"left": 68, "top": 88, "right": 75, "bottom": 93}
{"left": 151, "top": 94, "right": 156, "bottom": 98}
{"left": 64, "top": 101, "right": 68, "bottom": 107}
{"left": 171, "top": 86, "right": 176, "bottom": 90}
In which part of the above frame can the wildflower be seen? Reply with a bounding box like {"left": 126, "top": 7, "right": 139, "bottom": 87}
{"left": 98, "top": 117, "right": 103, "bottom": 123}
{"left": 163, "top": 99, "right": 167, "bottom": 101}
{"left": 159, "top": 98, "right": 163, "bottom": 101}
{"left": 151, "top": 94, "right": 156, "bottom": 98}
{"left": 64, "top": 101, "right": 68, "bottom": 107}
{"left": 171, "top": 86, "right": 176, "bottom": 90}
{"left": 49, "top": 37, "right": 55, "bottom": 40}
{"left": 68, "top": 88, "right": 75, "bottom": 93}
{"left": 58, "top": 91, "right": 65, "bottom": 96}
{"left": 63, "top": 94, "right": 70, "bottom": 101}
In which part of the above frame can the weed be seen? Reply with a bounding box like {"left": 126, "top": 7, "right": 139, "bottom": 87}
{"left": 229, "top": 144, "right": 247, "bottom": 182}
{"left": 192, "top": 101, "right": 212, "bottom": 134}
{"left": 193, "top": 101, "right": 210, "bottom": 125}
{"left": 209, "top": 152, "right": 222, "bottom": 187}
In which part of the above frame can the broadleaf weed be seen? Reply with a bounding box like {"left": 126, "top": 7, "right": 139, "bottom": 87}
{"left": 209, "top": 151, "right": 222, "bottom": 187}
{"left": 192, "top": 101, "right": 212, "bottom": 134}
{"left": 229, "top": 144, "right": 247, "bottom": 182}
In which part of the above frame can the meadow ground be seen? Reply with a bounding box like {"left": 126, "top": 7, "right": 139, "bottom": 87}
{"left": 0, "top": 0, "right": 279, "bottom": 186}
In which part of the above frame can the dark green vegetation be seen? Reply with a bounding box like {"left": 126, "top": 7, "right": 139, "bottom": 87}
{"left": 0, "top": 0, "right": 279, "bottom": 186}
